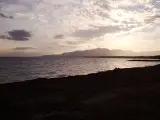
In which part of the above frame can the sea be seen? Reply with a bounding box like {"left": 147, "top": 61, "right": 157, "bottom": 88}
{"left": 0, "top": 57, "right": 159, "bottom": 84}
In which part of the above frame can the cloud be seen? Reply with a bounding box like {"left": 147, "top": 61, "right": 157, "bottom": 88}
{"left": 0, "top": 13, "right": 14, "bottom": 18}
{"left": 0, "top": 0, "right": 19, "bottom": 4}
{"left": 54, "top": 34, "right": 64, "bottom": 39}
{"left": 13, "top": 47, "right": 36, "bottom": 50}
{"left": 0, "top": 30, "right": 32, "bottom": 41}
{"left": 145, "top": 15, "right": 160, "bottom": 23}
{"left": 7, "top": 30, "right": 32, "bottom": 41}
{"left": 66, "top": 40, "right": 86, "bottom": 45}
{"left": 94, "top": 0, "right": 110, "bottom": 10}
{"left": 0, "top": 35, "right": 7, "bottom": 39}
{"left": 0, "top": 0, "right": 38, "bottom": 10}
{"left": 0, "top": 0, "right": 160, "bottom": 55}
{"left": 72, "top": 25, "right": 122, "bottom": 39}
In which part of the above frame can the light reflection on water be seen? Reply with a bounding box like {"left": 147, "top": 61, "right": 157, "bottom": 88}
{"left": 0, "top": 57, "right": 159, "bottom": 83}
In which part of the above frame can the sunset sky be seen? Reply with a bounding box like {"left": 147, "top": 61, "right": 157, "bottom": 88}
{"left": 0, "top": 0, "right": 160, "bottom": 56}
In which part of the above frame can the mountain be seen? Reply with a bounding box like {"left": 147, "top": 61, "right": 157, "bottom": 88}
{"left": 61, "top": 48, "right": 137, "bottom": 57}
{"left": 41, "top": 48, "right": 160, "bottom": 58}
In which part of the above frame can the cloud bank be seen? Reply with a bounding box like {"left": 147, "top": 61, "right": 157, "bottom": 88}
{"left": 0, "top": 30, "right": 32, "bottom": 41}
{"left": 0, "top": 0, "right": 160, "bottom": 56}
{"left": 13, "top": 47, "right": 36, "bottom": 50}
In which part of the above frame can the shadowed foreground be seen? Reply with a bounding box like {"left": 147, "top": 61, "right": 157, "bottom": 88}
{"left": 1, "top": 65, "right": 160, "bottom": 120}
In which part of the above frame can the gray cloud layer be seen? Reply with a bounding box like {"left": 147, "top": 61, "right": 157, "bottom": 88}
{"left": 0, "top": 0, "right": 160, "bottom": 55}
{"left": 54, "top": 34, "right": 64, "bottom": 39}
{"left": 0, "top": 13, "right": 13, "bottom": 18}
{"left": 13, "top": 47, "right": 36, "bottom": 50}
{"left": 8, "top": 30, "right": 32, "bottom": 40}
{"left": 72, "top": 25, "right": 122, "bottom": 38}
{"left": 0, "top": 30, "right": 32, "bottom": 41}
{"left": 146, "top": 15, "right": 160, "bottom": 23}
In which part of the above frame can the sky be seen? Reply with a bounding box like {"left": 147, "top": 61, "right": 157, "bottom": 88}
{"left": 0, "top": 0, "right": 160, "bottom": 56}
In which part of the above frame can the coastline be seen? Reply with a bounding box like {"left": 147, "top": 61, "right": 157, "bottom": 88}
{"left": 1, "top": 64, "right": 160, "bottom": 120}
{"left": 128, "top": 59, "right": 160, "bottom": 62}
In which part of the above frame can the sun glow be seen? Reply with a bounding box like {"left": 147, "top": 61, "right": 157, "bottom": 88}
{"left": 0, "top": 0, "right": 160, "bottom": 56}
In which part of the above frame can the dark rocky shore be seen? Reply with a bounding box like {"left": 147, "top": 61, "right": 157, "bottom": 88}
{"left": 1, "top": 65, "right": 160, "bottom": 120}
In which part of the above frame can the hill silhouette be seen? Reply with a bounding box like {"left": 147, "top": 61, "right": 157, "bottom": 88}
{"left": 61, "top": 48, "right": 135, "bottom": 56}
{"left": 42, "top": 48, "right": 160, "bottom": 58}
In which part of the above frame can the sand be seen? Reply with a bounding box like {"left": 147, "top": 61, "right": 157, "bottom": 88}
{"left": 1, "top": 64, "right": 160, "bottom": 120}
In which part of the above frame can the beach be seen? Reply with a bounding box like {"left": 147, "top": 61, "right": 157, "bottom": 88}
{"left": 1, "top": 64, "right": 160, "bottom": 120}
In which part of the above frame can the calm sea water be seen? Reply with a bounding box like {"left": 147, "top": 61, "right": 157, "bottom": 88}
{"left": 0, "top": 57, "right": 159, "bottom": 84}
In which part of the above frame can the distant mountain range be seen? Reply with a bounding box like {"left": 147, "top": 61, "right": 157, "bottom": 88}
{"left": 61, "top": 48, "right": 135, "bottom": 56}
{"left": 43, "top": 48, "right": 160, "bottom": 57}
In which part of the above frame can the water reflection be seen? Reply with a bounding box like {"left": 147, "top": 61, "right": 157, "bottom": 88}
{"left": 0, "top": 57, "right": 159, "bottom": 83}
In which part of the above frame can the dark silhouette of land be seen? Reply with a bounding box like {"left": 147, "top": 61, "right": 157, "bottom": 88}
{"left": 1, "top": 64, "right": 160, "bottom": 120}
{"left": 60, "top": 48, "right": 160, "bottom": 57}
{"left": 129, "top": 59, "right": 160, "bottom": 62}
{"left": 41, "top": 48, "right": 160, "bottom": 58}
{"left": 42, "top": 48, "right": 160, "bottom": 61}
{"left": 85, "top": 55, "right": 160, "bottom": 59}
{"left": 1, "top": 48, "right": 160, "bottom": 58}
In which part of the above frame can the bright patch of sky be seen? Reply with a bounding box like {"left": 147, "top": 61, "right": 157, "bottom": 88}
{"left": 0, "top": 0, "right": 160, "bottom": 56}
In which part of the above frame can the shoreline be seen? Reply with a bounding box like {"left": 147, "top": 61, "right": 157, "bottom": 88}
{"left": 1, "top": 64, "right": 160, "bottom": 120}
{"left": 128, "top": 59, "right": 160, "bottom": 62}
{"left": 1, "top": 63, "right": 159, "bottom": 85}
